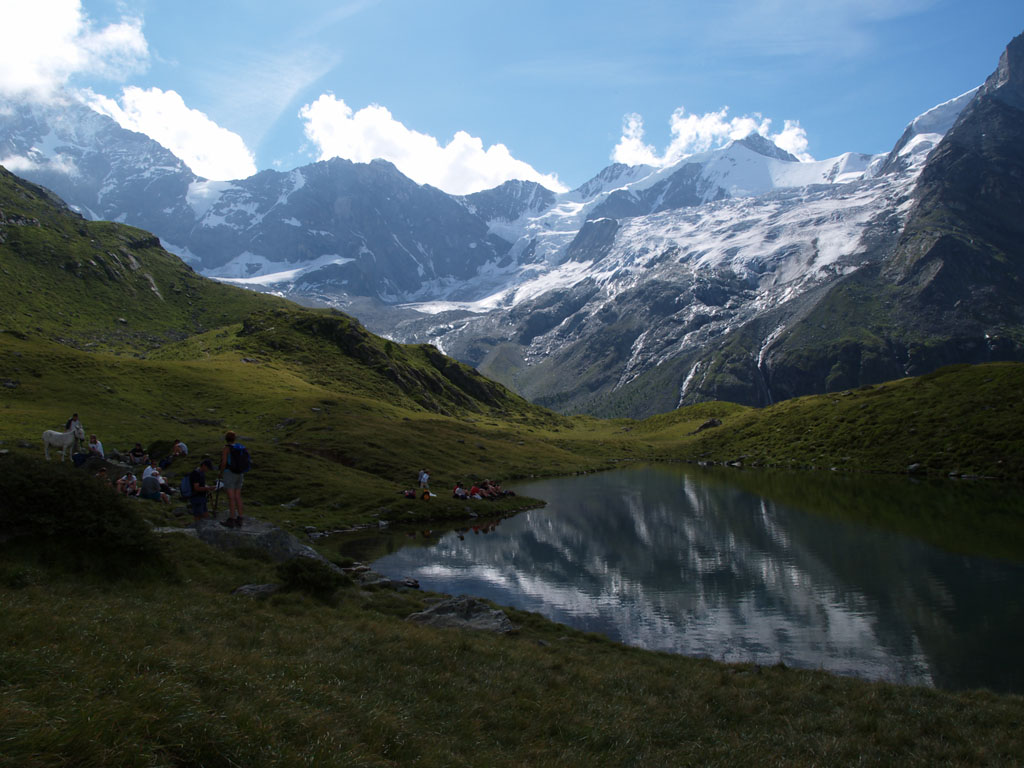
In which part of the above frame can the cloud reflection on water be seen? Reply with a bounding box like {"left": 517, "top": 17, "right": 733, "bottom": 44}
{"left": 372, "top": 465, "right": 1024, "bottom": 690}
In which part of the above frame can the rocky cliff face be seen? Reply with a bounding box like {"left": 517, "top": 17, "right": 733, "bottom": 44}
{"left": 184, "top": 157, "right": 513, "bottom": 299}
{"left": 747, "top": 33, "right": 1024, "bottom": 408}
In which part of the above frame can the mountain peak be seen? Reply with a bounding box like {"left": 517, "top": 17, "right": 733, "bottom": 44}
{"left": 572, "top": 162, "right": 656, "bottom": 201}
{"left": 731, "top": 132, "right": 798, "bottom": 162}
{"left": 980, "top": 31, "right": 1024, "bottom": 111}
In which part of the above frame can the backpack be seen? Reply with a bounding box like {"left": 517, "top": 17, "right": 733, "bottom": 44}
{"left": 228, "top": 443, "right": 251, "bottom": 474}
{"left": 180, "top": 474, "right": 192, "bottom": 499}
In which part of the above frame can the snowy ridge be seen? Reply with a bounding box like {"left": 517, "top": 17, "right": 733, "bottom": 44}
{"left": 401, "top": 85, "right": 974, "bottom": 323}
{"left": 463, "top": 133, "right": 895, "bottom": 291}
{"left": 400, "top": 140, "right": 918, "bottom": 318}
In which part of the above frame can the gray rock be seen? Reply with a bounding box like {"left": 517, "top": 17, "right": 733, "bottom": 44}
{"left": 232, "top": 583, "right": 281, "bottom": 599}
{"left": 357, "top": 570, "right": 421, "bottom": 589}
{"left": 692, "top": 417, "right": 722, "bottom": 434}
{"left": 192, "top": 517, "right": 342, "bottom": 572}
{"left": 406, "top": 595, "right": 516, "bottom": 634}
{"left": 150, "top": 526, "right": 198, "bottom": 537}
{"left": 357, "top": 571, "right": 393, "bottom": 588}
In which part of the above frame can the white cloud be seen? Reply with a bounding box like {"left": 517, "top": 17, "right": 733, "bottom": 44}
{"left": 85, "top": 87, "right": 257, "bottom": 181}
{"left": 0, "top": 0, "right": 147, "bottom": 100}
{"left": 772, "top": 120, "right": 812, "bottom": 160}
{"left": 612, "top": 107, "right": 813, "bottom": 167}
{"left": 299, "top": 94, "right": 566, "bottom": 195}
{"left": 0, "top": 155, "right": 39, "bottom": 173}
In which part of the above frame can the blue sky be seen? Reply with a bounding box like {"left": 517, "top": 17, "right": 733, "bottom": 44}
{"left": 3, "top": 0, "right": 1023, "bottom": 192}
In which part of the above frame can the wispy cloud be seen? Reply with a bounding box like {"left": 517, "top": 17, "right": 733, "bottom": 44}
{"left": 504, "top": 53, "right": 662, "bottom": 88}
{"left": 197, "top": 45, "right": 343, "bottom": 148}
{"left": 301, "top": 0, "right": 383, "bottom": 34}
{"left": 700, "top": 0, "right": 939, "bottom": 58}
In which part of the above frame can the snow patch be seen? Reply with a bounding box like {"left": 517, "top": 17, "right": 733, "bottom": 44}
{"left": 186, "top": 180, "right": 234, "bottom": 218}
{"left": 206, "top": 252, "right": 355, "bottom": 284}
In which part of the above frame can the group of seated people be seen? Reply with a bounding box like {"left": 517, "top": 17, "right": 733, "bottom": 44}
{"left": 79, "top": 435, "right": 188, "bottom": 468}
{"left": 97, "top": 458, "right": 173, "bottom": 504}
{"left": 88, "top": 439, "right": 191, "bottom": 506}
{"left": 400, "top": 478, "right": 516, "bottom": 501}
{"left": 453, "top": 480, "right": 514, "bottom": 500}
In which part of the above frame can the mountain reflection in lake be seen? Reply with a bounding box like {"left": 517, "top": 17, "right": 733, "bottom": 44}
{"left": 363, "top": 464, "right": 1024, "bottom": 692}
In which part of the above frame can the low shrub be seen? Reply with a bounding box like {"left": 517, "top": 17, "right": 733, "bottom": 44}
{"left": 0, "top": 453, "right": 173, "bottom": 580}
{"left": 276, "top": 556, "right": 350, "bottom": 601}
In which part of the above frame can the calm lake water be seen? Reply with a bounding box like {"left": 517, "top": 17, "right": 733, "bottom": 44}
{"left": 347, "top": 464, "right": 1024, "bottom": 693}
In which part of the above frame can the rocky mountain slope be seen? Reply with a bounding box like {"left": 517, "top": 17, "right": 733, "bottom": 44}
{"left": 2, "top": 34, "right": 1022, "bottom": 416}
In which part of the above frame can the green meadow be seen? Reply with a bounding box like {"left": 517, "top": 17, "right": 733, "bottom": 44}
{"left": 3, "top": 165, "right": 1024, "bottom": 765}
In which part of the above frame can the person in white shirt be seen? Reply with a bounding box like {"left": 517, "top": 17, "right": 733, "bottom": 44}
{"left": 142, "top": 458, "right": 160, "bottom": 480}
{"left": 87, "top": 434, "right": 104, "bottom": 458}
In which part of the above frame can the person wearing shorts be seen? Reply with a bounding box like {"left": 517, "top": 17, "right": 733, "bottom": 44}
{"left": 220, "top": 431, "right": 245, "bottom": 528}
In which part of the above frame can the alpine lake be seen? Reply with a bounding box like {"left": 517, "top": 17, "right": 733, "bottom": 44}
{"left": 337, "top": 464, "right": 1024, "bottom": 693}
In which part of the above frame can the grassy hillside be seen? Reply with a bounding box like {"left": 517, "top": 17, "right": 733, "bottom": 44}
{"left": 0, "top": 167, "right": 288, "bottom": 353}
{"left": 670, "top": 362, "right": 1024, "bottom": 480}
{"left": 3, "top": 165, "right": 1024, "bottom": 766}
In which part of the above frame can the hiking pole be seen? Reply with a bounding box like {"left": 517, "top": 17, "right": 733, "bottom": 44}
{"left": 213, "top": 482, "right": 221, "bottom": 515}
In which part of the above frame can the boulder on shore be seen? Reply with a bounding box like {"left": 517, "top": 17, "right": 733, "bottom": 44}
{"left": 192, "top": 517, "right": 343, "bottom": 573}
{"left": 406, "top": 595, "right": 516, "bottom": 634}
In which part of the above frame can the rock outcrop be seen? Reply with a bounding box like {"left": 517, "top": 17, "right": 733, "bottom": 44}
{"left": 406, "top": 596, "right": 516, "bottom": 634}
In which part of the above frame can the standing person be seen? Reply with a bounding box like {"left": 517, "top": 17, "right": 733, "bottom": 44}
{"left": 65, "top": 413, "right": 83, "bottom": 451}
{"left": 188, "top": 458, "right": 217, "bottom": 523}
{"left": 219, "top": 431, "right": 249, "bottom": 529}
{"left": 419, "top": 468, "right": 430, "bottom": 490}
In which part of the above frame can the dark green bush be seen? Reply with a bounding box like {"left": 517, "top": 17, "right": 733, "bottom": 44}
{"left": 0, "top": 453, "right": 173, "bottom": 580}
{"left": 276, "top": 556, "right": 350, "bottom": 601}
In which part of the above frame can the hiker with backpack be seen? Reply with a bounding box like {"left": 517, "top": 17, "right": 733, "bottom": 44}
{"left": 219, "top": 431, "right": 250, "bottom": 529}
{"left": 185, "top": 458, "right": 217, "bottom": 522}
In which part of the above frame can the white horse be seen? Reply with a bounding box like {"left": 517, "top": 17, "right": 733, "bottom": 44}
{"left": 42, "top": 424, "right": 86, "bottom": 461}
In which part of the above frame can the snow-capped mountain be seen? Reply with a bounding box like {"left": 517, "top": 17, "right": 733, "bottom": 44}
{"left": 376, "top": 82, "right": 997, "bottom": 414}
{"left": 0, "top": 97, "right": 512, "bottom": 299}
{"left": 1, "top": 32, "right": 1022, "bottom": 417}
{"left": 0, "top": 91, "right": 908, "bottom": 306}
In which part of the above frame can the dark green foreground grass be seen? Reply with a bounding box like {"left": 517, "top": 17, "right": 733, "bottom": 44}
{"left": 3, "top": 532, "right": 1023, "bottom": 768}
